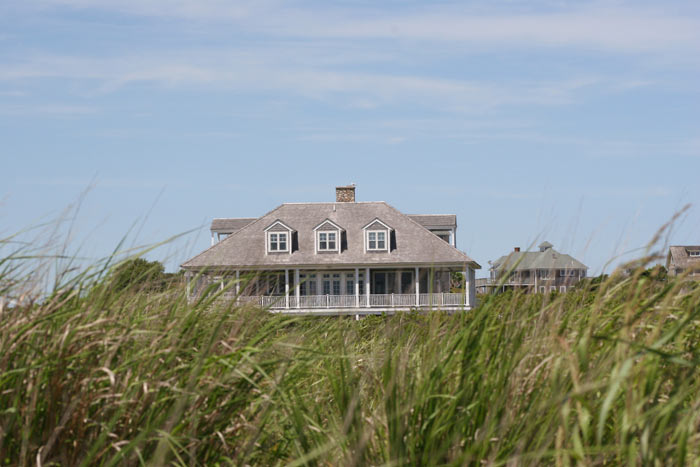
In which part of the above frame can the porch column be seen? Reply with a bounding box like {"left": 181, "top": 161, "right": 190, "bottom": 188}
{"left": 235, "top": 270, "right": 240, "bottom": 296}
{"left": 285, "top": 269, "right": 290, "bottom": 309}
{"left": 466, "top": 267, "right": 475, "bottom": 309}
{"left": 354, "top": 268, "right": 359, "bottom": 308}
{"left": 185, "top": 271, "right": 192, "bottom": 302}
{"left": 220, "top": 276, "right": 224, "bottom": 292}
{"left": 295, "top": 269, "right": 300, "bottom": 309}
{"left": 415, "top": 267, "right": 420, "bottom": 306}
{"left": 365, "top": 267, "right": 370, "bottom": 308}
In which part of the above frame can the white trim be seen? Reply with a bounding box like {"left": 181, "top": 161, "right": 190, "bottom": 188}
{"left": 263, "top": 220, "right": 295, "bottom": 233}
{"left": 366, "top": 230, "right": 388, "bottom": 251}
{"left": 312, "top": 218, "right": 345, "bottom": 232}
{"left": 267, "top": 231, "right": 290, "bottom": 253}
{"left": 316, "top": 230, "right": 339, "bottom": 253}
{"left": 361, "top": 217, "right": 393, "bottom": 231}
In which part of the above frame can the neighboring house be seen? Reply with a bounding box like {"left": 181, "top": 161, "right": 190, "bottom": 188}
{"left": 666, "top": 246, "right": 700, "bottom": 278}
{"left": 182, "top": 186, "right": 480, "bottom": 314}
{"left": 484, "top": 242, "right": 587, "bottom": 293}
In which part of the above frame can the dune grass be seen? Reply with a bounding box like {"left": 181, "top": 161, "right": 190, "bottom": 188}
{"left": 2, "top": 237, "right": 700, "bottom": 465}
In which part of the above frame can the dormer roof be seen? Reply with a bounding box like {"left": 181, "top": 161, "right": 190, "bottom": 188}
{"left": 313, "top": 218, "right": 345, "bottom": 232}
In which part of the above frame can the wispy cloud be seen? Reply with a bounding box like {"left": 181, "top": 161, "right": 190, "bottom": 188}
{"left": 23, "top": 1, "right": 700, "bottom": 55}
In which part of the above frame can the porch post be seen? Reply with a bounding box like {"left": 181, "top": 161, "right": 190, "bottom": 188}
{"left": 415, "top": 267, "right": 420, "bottom": 306}
{"left": 185, "top": 271, "right": 192, "bottom": 302}
{"left": 354, "top": 268, "right": 359, "bottom": 308}
{"left": 466, "top": 267, "right": 475, "bottom": 309}
{"left": 464, "top": 267, "right": 468, "bottom": 307}
{"left": 295, "top": 269, "right": 300, "bottom": 309}
{"left": 235, "top": 270, "right": 240, "bottom": 296}
{"left": 285, "top": 269, "right": 289, "bottom": 309}
{"left": 365, "top": 267, "right": 370, "bottom": 308}
{"left": 220, "top": 275, "right": 224, "bottom": 292}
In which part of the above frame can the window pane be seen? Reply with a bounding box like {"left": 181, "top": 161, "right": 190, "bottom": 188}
{"left": 346, "top": 280, "right": 354, "bottom": 295}
{"left": 377, "top": 232, "right": 386, "bottom": 249}
{"left": 333, "top": 280, "right": 341, "bottom": 295}
{"left": 309, "top": 281, "right": 317, "bottom": 295}
{"left": 323, "top": 281, "right": 331, "bottom": 295}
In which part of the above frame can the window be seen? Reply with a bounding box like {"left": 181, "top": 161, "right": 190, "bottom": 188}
{"left": 346, "top": 279, "right": 354, "bottom": 295}
{"left": 560, "top": 286, "right": 566, "bottom": 293}
{"left": 367, "top": 231, "right": 387, "bottom": 251}
{"left": 538, "top": 269, "right": 551, "bottom": 279}
{"left": 322, "top": 274, "right": 331, "bottom": 295}
{"left": 268, "top": 232, "right": 288, "bottom": 252}
{"left": 690, "top": 251, "right": 700, "bottom": 258}
{"left": 539, "top": 286, "right": 546, "bottom": 293}
{"left": 333, "top": 274, "right": 341, "bottom": 295}
{"left": 550, "top": 286, "right": 556, "bottom": 293}
{"left": 318, "top": 231, "right": 338, "bottom": 251}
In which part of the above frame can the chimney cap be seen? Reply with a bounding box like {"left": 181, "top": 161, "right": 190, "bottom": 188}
{"left": 514, "top": 247, "right": 520, "bottom": 252}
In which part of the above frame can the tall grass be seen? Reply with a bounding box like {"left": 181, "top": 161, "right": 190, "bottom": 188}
{"left": 2, "top": 232, "right": 700, "bottom": 465}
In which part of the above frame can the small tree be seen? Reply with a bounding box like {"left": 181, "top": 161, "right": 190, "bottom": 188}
{"left": 110, "top": 258, "right": 168, "bottom": 292}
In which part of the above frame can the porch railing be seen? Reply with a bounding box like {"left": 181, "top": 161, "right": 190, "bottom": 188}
{"left": 228, "top": 293, "right": 470, "bottom": 310}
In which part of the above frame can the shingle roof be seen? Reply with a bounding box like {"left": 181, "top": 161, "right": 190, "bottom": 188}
{"left": 667, "top": 246, "right": 700, "bottom": 270}
{"left": 210, "top": 218, "right": 257, "bottom": 233}
{"left": 183, "top": 202, "right": 479, "bottom": 270}
{"left": 491, "top": 243, "right": 587, "bottom": 271}
{"left": 408, "top": 214, "right": 456, "bottom": 228}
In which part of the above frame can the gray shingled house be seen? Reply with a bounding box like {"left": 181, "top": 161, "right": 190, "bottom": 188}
{"left": 666, "top": 246, "right": 700, "bottom": 278}
{"left": 181, "top": 186, "right": 480, "bottom": 314}
{"left": 484, "top": 242, "right": 587, "bottom": 293}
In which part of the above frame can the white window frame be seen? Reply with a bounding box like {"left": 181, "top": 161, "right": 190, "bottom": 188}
{"left": 550, "top": 286, "right": 556, "bottom": 293}
{"left": 267, "top": 231, "right": 289, "bottom": 253}
{"left": 689, "top": 251, "right": 700, "bottom": 257}
{"left": 317, "top": 230, "right": 338, "bottom": 252}
{"left": 538, "top": 269, "right": 551, "bottom": 279}
{"left": 367, "top": 230, "right": 388, "bottom": 251}
{"left": 559, "top": 286, "right": 567, "bottom": 292}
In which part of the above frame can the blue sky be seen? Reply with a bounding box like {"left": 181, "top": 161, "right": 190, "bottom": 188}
{"left": 2, "top": 0, "right": 699, "bottom": 277}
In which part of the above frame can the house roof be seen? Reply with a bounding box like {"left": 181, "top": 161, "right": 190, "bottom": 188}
{"left": 408, "top": 214, "right": 456, "bottom": 228}
{"left": 667, "top": 245, "right": 700, "bottom": 270}
{"left": 491, "top": 243, "right": 587, "bottom": 271}
{"left": 211, "top": 218, "right": 257, "bottom": 233}
{"left": 183, "top": 202, "right": 479, "bottom": 270}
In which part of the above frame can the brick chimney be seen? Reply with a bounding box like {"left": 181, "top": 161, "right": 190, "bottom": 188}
{"left": 336, "top": 185, "right": 356, "bottom": 202}
{"left": 514, "top": 247, "right": 520, "bottom": 252}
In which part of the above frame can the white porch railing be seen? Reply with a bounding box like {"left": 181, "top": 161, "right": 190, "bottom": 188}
{"left": 227, "top": 293, "right": 470, "bottom": 310}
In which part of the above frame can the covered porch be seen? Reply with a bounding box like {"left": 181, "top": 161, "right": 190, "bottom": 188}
{"left": 185, "top": 265, "right": 477, "bottom": 314}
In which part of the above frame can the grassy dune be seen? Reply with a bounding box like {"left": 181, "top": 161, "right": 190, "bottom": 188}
{"left": 2, "top": 248, "right": 700, "bottom": 465}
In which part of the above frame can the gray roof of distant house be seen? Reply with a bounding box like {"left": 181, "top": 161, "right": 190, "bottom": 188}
{"left": 667, "top": 245, "right": 700, "bottom": 270}
{"left": 407, "top": 214, "right": 456, "bottom": 228}
{"left": 491, "top": 243, "right": 587, "bottom": 271}
{"left": 183, "top": 202, "right": 479, "bottom": 270}
{"left": 211, "top": 218, "right": 257, "bottom": 233}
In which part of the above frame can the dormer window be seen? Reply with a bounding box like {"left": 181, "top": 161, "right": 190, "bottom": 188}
{"left": 367, "top": 231, "right": 386, "bottom": 250}
{"left": 363, "top": 218, "right": 392, "bottom": 253}
{"left": 318, "top": 231, "right": 338, "bottom": 251}
{"left": 264, "top": 220, "right": 294, "bottom": 254}
{"left": 313, "top": 218, "right": 344, "bottom": 254}
{"left": 268, "top": 232, "right": 288, "bottom": 252}
{"left": 689, "top": 250, "right": 700, "bottom": 258}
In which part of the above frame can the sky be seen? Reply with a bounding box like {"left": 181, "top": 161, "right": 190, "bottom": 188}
{"left": 1, "top": 0, "right": 699, "bottom": 278}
